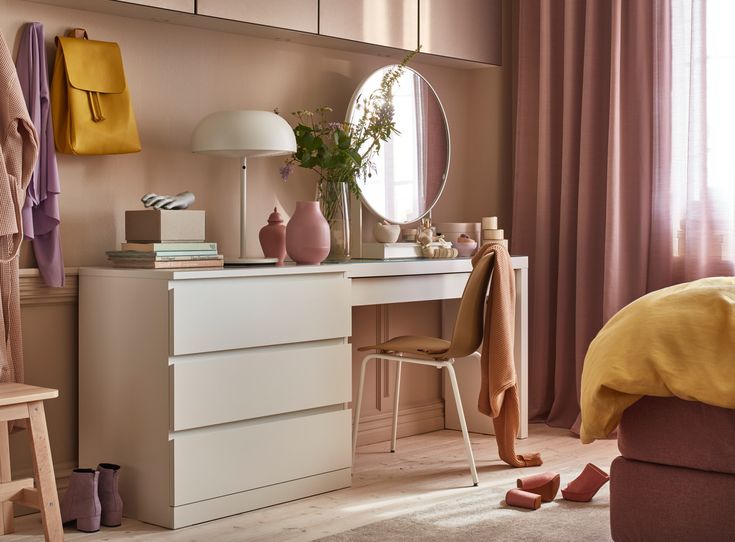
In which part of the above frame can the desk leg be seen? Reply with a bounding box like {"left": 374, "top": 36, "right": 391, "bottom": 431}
{"left": 514, "top": 267, "right": 529, "bottom": 439}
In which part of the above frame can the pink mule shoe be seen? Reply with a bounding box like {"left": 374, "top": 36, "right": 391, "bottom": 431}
{"left": 561, "top": 463, "right": 609, "bottom": 502}
{"left": 505, "top": 488, "right": 542, "bottom": 510}
{"left": 516, "top": 472, "right": 561, "bottom": 502}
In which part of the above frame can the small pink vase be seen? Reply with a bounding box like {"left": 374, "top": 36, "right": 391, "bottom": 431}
{"left": 286, "top": 201, "right": 330, "bottom": 265}
{"left": 259, "top": 207, "right": 287, "bottom": 263}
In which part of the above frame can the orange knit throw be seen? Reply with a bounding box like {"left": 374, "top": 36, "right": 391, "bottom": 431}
{"left": 472, "top": 243, "right": 542, "bottom": 468}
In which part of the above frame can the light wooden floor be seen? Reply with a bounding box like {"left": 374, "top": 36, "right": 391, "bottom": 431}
{"left": 5, "top": 425, "right": 618, "bottom": 541}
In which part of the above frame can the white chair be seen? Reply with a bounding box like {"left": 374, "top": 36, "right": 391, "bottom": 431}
{"left": 353, "top": 252, "right": 495, "bottom": 486}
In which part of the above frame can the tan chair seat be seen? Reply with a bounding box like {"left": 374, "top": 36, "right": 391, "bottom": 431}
{"left": 357, "top": 335, "right": 451, "bottom": 359}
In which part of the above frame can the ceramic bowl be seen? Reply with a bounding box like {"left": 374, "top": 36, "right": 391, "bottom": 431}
{"left": 373, "top": 222, "right": 401, "bottom": 243}
{"left": 453, "top": 239, "right": 478, "bottom": 257}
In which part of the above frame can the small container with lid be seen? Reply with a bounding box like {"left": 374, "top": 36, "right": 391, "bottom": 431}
{"left": 259, "top": 207, "right": 287, "bottom": 263}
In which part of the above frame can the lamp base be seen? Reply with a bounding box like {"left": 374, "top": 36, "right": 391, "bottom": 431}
{"left": 224, "top": 257, "right": 279, "bottom": 266}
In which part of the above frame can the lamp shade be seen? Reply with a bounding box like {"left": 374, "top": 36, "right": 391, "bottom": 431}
{"left": 191, "top": 110, "right": 296, "bottom": 158}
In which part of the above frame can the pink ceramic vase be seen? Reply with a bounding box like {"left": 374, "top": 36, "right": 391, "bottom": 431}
{"left": 259, "top": 207, "right": 287, "bottom": 263}
{"left": 285, "top": 201, "right": 330, "bottom": 265}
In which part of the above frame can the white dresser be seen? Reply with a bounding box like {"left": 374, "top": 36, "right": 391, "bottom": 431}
{"left": 79, "top": 257, "right": 528, "bottom": 528}
{"left": 79, "top": 266, "right": 353, "bottom": 528}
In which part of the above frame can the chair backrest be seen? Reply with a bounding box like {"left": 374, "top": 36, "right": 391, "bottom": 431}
{"left": 445, "top": 251, "right": 495, "bottom": 359}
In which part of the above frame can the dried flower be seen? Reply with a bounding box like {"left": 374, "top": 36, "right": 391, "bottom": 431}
{"left": 279, "top": 163, "right": 293, "bottom": 181}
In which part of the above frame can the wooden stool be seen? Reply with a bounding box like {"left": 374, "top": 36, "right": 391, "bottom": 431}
{"left": 0, "top": 383, "right": 63, "bottom": 541}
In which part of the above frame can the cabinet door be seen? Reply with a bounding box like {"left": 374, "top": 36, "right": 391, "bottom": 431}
{"left": 116, "top": 0, "right": 194, "bottom": 12}
{"left": 197, "top": 0, "right": 318, "bottom": 33}
{"left": 319, "top": 0, "right": 418, "bottom": 51}
{"left": 419, "top": 0, "right": 501, "bottom": 65}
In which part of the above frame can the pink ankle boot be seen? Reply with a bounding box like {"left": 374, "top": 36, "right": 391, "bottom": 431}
{"left": 98, "top": 463, "right": 123, "bottom": 527}
{"left": 60, "top": 468, "right": 101, "bottom": 532}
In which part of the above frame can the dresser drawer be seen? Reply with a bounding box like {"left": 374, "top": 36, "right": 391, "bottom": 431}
{"left": 171, "top": 341, "right": 351, "bottom": 430}
{"left": 170, "top": 273, "right": 350, "bottom": 355}
{"left": 171, "top": 409, "right": 351, "bottom": 505}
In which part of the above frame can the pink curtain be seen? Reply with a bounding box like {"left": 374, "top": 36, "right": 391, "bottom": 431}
{"left": 514, "top": 0, "right": 735, "bottom": 428}
{"left": 513, "top": 1, "right": 653, "bottom": 428}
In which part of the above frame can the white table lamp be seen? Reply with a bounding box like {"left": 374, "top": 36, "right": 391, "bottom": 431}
{"left": 192, "top": 110, "right": 296, "bottom": 264}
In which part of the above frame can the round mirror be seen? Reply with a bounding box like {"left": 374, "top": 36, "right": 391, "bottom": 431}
{"left": 346, "top": 66, "right": 450, "bottom": 225}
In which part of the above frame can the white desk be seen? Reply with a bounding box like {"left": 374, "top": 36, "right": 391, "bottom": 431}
{"left": 343, "top": 257, "right": 528, "bottom": 440}
{"left": 78, "top": 256, "right": 528, "bottom": 528}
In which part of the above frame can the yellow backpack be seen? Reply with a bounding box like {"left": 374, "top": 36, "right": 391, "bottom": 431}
{"left": 51, "top": 29, "right": 141, "bottom": 155}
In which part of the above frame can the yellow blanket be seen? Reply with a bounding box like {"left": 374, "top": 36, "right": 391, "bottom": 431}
{"left": 580, "top": 277, "right": 735, "bottom": 444}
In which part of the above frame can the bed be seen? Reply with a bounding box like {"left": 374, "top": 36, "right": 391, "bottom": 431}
{"left": 578, "top": 277, "right": 735, "bottom": 541}
{"left": 610, "top": 396, "right": 735, "bottom": 541}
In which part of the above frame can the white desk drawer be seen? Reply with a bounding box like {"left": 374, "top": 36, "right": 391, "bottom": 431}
{"left": 172, "top": 409, "right": 351, "bottom": 505}
{"left": 351, "top": 273, "right": 470, "bottom": 306}
{"left": 171, "top": 342, "right": 351, "bottom": 430}
{"left": 170, "top": 273, "right": 350, "bottom": 355}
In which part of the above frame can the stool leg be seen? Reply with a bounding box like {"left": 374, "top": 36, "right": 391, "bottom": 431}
{"left": 0, "top": 420, "right": 12, "bottom": 534}
{"left": 27, "top": 401, "right": 63, "bottom": 542}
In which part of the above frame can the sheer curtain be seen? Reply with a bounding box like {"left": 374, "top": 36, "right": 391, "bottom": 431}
{"left": 654, "top": 0, "right": 735, "bottom": 282}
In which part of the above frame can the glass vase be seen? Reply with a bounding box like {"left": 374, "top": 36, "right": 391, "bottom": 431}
{"left": 316, "top": 178, "right": 351, "bottom": 261}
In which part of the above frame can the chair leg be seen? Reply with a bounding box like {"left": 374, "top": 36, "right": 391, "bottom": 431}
{"left": 27, "top": 401, "right": 63, "bottom": 542}
{"left": 445, "top": 364, "right": 479, "bottom": 486}
{"left": 0, "top": 420, "right": 12, "bottom": 534}
{"left": 352, "top": 354, "right": 375, "bottom": 461}
{"left": 390, "top": 360, "right": 402, "bottom": 452}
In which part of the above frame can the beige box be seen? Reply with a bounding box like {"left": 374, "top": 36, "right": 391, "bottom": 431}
{"left": 125, "top": 210, "right": 205, "bottom": 242}
{"left": 481, "top": 216, "right": 498, "bottom": 230}
{"left": 482, "top": 228, "right": 504, "bottom": 240}
{"left": 481, "top": 238, "right": 508, "bottom": 249}
{"left": 435, "top": 222, "right": 481, "bottom": 244}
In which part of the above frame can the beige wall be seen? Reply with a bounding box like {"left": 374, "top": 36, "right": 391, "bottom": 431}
{"left": 2, "top": 0, "right": 513, "bottom": 480}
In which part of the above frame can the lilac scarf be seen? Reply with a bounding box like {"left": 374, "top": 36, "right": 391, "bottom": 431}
{"left": 16, "top": 22, "right": 64, "bottom": 287}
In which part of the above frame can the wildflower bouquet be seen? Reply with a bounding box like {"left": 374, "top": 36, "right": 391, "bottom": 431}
{"left": 280, "top": 49, "right": 417, "bottom": 223}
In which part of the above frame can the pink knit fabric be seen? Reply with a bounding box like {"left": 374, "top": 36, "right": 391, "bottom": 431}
{"left": 473, "top": 243, "right": 542, "bottom": 468}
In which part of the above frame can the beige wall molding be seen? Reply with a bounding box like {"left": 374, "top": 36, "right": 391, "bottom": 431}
{"left": 19, "top": 268, "right": 79, "bottom": 306}
{"left": 355, "top": 400, "right": 444, "bottom": 447}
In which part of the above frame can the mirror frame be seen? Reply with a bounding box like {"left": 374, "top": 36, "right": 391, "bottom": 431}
{"left": 345, "top": 65, "right": 451, "bottom": 225}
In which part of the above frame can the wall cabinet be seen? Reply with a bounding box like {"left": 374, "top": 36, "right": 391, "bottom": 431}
{"left": 32, "top": 0, "right": 502, "bottom": 66}
{"left": 196, "top": 0, "right": 318, "bottom": 34}
{"left": 319, "top": 0, "right": 418, "bottom": 51}
{"left": 419, "top": 0, "right": 502, "bottom": 65}
{"left": 116, "top": 0, "right": 193, "bottom": 13}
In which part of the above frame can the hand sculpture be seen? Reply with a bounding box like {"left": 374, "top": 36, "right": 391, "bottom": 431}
{"left": 141, "top": 191, "right": 196, "bottom": 210}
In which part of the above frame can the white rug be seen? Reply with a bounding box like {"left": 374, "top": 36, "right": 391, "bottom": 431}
{"left": 317, "top": 481, "right": 611, "bottom": 541}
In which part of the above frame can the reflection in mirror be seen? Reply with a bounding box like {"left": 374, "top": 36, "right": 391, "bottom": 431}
{"left": 347, "top": 66, "right": 450, "bottom": 224}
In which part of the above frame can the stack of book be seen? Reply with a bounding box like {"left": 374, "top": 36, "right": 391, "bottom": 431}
{"left": 107, "top": 241, "right": 224, "bottom": 269}
{"left": 109, "top": 209, "right": 224, "bottom": 268}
